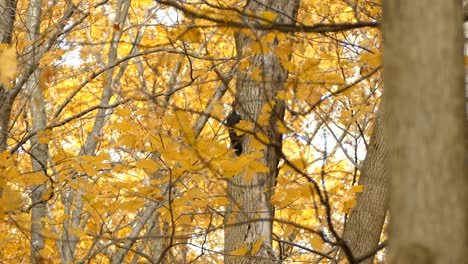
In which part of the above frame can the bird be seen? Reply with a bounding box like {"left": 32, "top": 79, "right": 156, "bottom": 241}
{"left": 225, "top": 100, "right": 243, "bottom": 156}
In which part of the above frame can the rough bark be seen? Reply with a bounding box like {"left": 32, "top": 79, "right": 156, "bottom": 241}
{"left": 341, "top": 105, "right": 388, "bottom": 263}
{"left": 0, "top": 0, "right": 17, "bottom": 152}
{"left": 224, "top": 1, "right": 299, "bottom": 263}
{"left": 383, "top": 1, "right": 467, "bottom": 263}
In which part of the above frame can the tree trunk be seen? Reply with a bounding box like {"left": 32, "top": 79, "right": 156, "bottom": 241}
{"left": 224, "top": 1, "right": 299, "bottom": 263}
{"left": 0, "top": 0, "right": 18, "bottom": 152}
{"left": 25, "top": 0, "right": 48, "bottom": 263}
{"left": 341, "top": 105, "right": 387, "bottom": 263}
{"left": 383, "top": 1, "right": 467, "bottom": 263}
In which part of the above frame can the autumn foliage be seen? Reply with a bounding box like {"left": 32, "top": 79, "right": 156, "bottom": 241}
{"left": 0, "top": 0, "right": 383, "bottom": 262}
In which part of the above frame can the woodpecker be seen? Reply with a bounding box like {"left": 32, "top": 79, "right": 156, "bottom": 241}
{"left": 225, "top": 100, "right": 243, "bottom": 156}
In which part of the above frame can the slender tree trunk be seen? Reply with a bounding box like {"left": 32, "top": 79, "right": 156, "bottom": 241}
{"left": 0, "top": 0, "right": 18, "bottom": 152}
{"left": 341, "top": 105, "right": 388, "bottom": 263}
{"left": 383, "top": 1, "right": 467, "bottom": 263}
{"left": 25, "top": 0, "right": 48, "bottom": 263}
{"left": 224, "top": 1, "right": 299, "bottom": 263}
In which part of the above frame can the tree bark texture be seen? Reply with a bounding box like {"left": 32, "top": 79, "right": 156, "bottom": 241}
{"left": 224, "top": 1, "right": 299, "bottom": 263}
{"left": 383, "top": 1, "right": 467, "bottom": 263}
{"left": 0, "top": 0, "right": 17, "bottom": 152}
{"left": 342, "top": 105, "right": 388, "bottom": 263}
{"left": 25, "top": 0, "right": 48, "bottom": 263}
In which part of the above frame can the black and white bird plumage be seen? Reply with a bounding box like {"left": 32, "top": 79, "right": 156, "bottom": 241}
{"left": 225, "top": 101, "right": 243, "bottom": 156}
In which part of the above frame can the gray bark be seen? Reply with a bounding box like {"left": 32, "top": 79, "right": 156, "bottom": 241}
{"left": 0, "top": 0, "right": 17, "bottom": 152}
{"left": 383, "top": 0, "right": 467, "bottom": 263}
{"left": 224, "top": 1, "right": 299, "bottom": 263}
{"left": 25, "top": 0, "right": 48, "bottom": 263}
{"left": 341, "top": 105, "right": 388, "bottom": 263}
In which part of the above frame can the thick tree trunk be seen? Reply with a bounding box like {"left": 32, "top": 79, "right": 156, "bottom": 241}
{"left": 383, "top": 1, "right": 467, "bottom": 263}
{"left": 341, "top": 105, "right": 388, "bottom": 263}
{"left": 224, "top": 1, "right": 299, "bottom": 263}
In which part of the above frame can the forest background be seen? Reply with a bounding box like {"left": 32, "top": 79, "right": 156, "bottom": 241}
{"left": 0, "top": 0, "right": 466, "bottom": 263}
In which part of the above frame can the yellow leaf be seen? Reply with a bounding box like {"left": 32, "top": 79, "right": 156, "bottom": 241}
{"left": 251, "top": 237, "right": 264, "bottom": 254}
{"left": 27, "top": 172, "right": 48, "bottom": 185}
{"left": 285, "top": 158, "right": 307, "bottom": 171}
{"left": 250, "top": 132, "right": 270, "bottom": 150}
{"left": 250, "top": 42, "right": 271, "bottom": 54}
{"left": 281, "top": 60, "right": 295, "bottom": 72}
{"left": 69, "top": 227, "right": 87, "bottom": 238}
{"left": 230, "top": 245, "right": 248, "bottom": 256}
{"left": 263, "top": 32, "right": 277, "bottom": 44}
{"left": 115, "top": 108, "right": 132, "bottom": 117}
{"left": 360, "top": 50, "right": 381, "bottom": 68}
{"left": 0, "top": 45, "right": 17, "bottom": 88}
{"left": 5, "top": 167, "right": 20, "bottom": 180}
{"left": 276, "top": 32, "right": 287, "bottom": 41}
{"left": 251, "top": 66, "right": 262, "bottom": 81}
{"left": 174, "top": 110, "right": 195, "bottom": 143}
{"left": 248, "top": 160, "right": 269, "bottom": 173}
{"left": 350, "top": 185, "right": 364, "bottom": 193}
{"left": 259, "top": 11, "right": 278, "bottom": 23}
{"left": 37, "top": 129, "right": 53, "bottom": 144}
{"left": 42, "top": 188, "right": 54, "bottom": 200}
{"left": 135, "top": 159, "right": 159, "bottom": 173}
{"left": 39, "top": 51, "right": 54, "bottom": 67}
{"left": 342, "top": 194, "right": 357, "bottom": 214}
{"left": 40, "top": 229, "right": 61, "bottom": 240}
{"left": 309, "top": 235, "right": 324, "bottom": 250}
{"left": 276, "top": 90, "right": 294, "bottom": 101}
{"left": 212, "top": 196, "right": 229, "bottom": 206}
{"left": 235, "top": 120, "right": 252, "bottom": 136}
{"left": 119, "top": 134, "right": 138, "bottom": 148}
{"left": 120, "top": 199, "right": 145, "bottom": 212}
{"left": 276, "top": 120, "right": 290, "bottom": 134}
{"left": 257, "top": 112, "right": 270, "bottom": 127}
{"left": 172, "top": 26, "right": 202, "bottom": 42}
{"left": 0, "top": 186, "right": 22, "bottom": 212}
{"left": 221, "top": 159, "right": 245, "bottom": 177}
{"left": 211, "top": 100, "right": 225, "bottom": 121}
